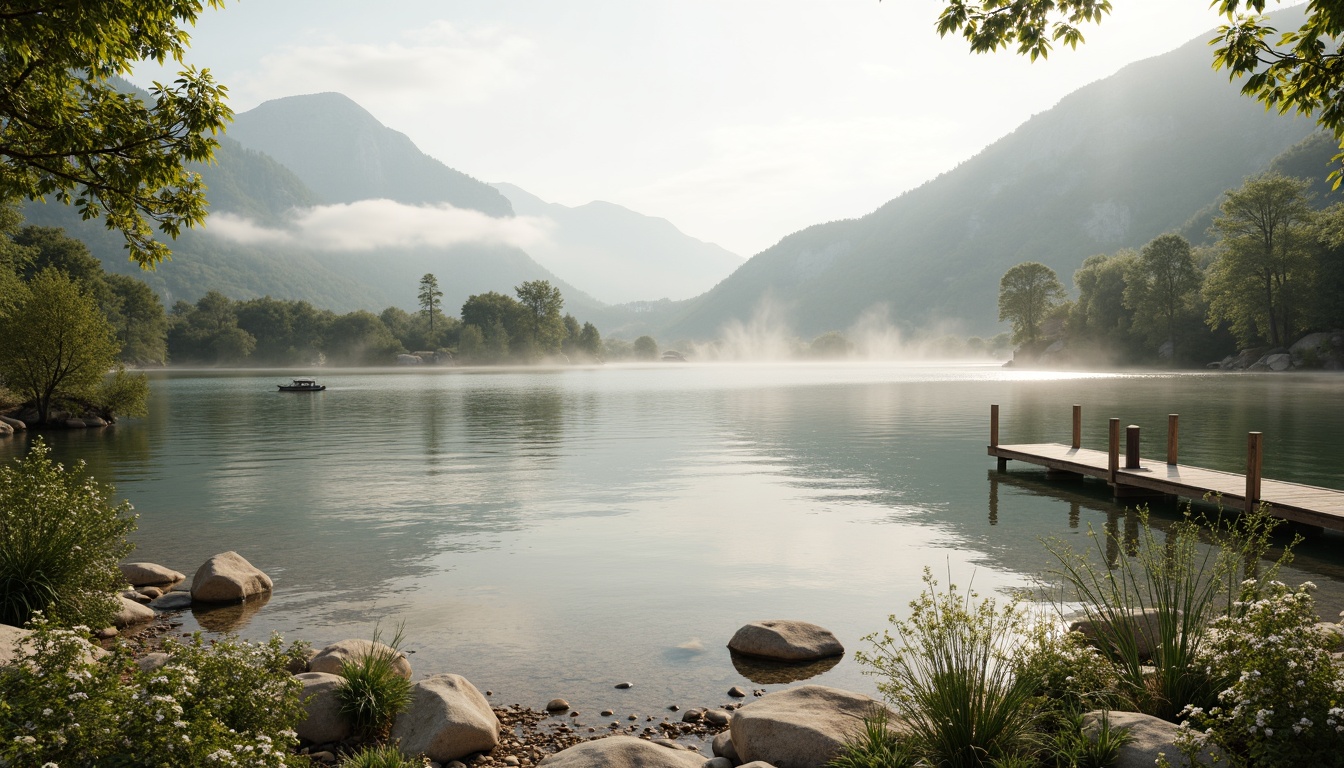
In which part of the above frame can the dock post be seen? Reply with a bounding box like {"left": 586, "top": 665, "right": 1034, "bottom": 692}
{"left": 1125, "top": 425, "right": 1141, "bottom": 469}
{"left": 991, "top": 404, "right": 1007, "bottom": 471}
{"left": 1072, "top": 405, "right": 1081, "bottom": 449}
{"left": 1108, "top": 418, "right": 1120, "bottom": 484}
{"left": 1245, "top": 432, "right": 1263, "bottom": 514}
{"left": 1167, "top": 414, "right": 1179, "bottom": 465}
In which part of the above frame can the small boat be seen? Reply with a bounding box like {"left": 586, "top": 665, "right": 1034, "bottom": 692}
{"left": 660, "top": 350, "right": 688, "bottom": 362}
{"left": 278, "top": 378, "right": 326, "bottom": 392}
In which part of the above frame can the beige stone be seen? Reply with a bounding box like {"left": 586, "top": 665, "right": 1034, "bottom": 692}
{"left": 389, "top": 674, "right": 499, "bottom": 762}
{"left": 1083, "top": 710, "right": 1226, "bottom": 768}
{"left": 120, "top": 562, "right": 185, "bottom": 587}
{"left": 309, "top": 639, "right": 412, "bottom": 680}
{"left": 113, "top": 594, "right": 155, "bottom": 627}
{"left": 537, "top": 736, "right": 705, "bottom": 767}
{"left": 191, "top": 551, "right": 272, "bottom": 603}
{"left": 727, "top": 620, "right": 844, "bottom": 661}
{"left": 295, "top": 672, "right": 353, "bottom": 744}
{"left": 730, "top": 685, "right": 898, "bottom": 768}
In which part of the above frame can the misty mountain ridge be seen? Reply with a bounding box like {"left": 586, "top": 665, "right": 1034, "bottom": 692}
{"left": 662, "top": 6, "right": 1323, "bottom": 339}
{"left": 491, "top": 182, "right": 742, "bottom": 304}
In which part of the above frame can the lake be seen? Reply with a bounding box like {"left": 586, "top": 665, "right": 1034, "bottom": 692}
{"left": 4, "top": 363, "right": 1343, "bottom": 719}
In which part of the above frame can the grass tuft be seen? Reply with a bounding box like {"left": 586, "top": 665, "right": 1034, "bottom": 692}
{"left": 335, "top": 624, "right": 415, "bottom": 742}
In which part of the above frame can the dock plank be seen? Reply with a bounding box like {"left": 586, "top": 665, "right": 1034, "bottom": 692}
{"left": 989, "top": 442, "right": 1344, "bottom": 532}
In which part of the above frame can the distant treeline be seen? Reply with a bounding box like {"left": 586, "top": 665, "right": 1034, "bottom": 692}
{"left": 997, "top": 173, "right": 1344, "bottom": 366}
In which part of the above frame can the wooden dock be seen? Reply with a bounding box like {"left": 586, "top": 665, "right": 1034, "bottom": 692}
{"left": 987, "top": 404, "right": 1344, "bottom": 533}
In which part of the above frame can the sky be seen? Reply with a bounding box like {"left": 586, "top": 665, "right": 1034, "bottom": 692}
{"left": 129, "top": 1, "right": 1244, "bottom": 259}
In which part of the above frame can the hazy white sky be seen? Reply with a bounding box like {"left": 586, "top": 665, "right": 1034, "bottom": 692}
{"left": 130, "top": 1, "right": 1243, "bottom": 258}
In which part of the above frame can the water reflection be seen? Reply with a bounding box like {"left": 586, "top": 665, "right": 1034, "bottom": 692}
{"left": 729, "top": 651, "right": 843, "bottom": 684}
{"left": 194, "top": 592, "right": 271, "bottom": 632}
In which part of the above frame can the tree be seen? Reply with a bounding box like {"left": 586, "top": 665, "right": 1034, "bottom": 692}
{"left": 633, "top": 335, "right": 659, "bottom": 360}
{"left": 929, "top": 1, "right": 1344, "bottom": 186}
{"left": 324, "top": 311, "right": 403, "bottom": 366}
{"left": 998, "top": 262, "right": 1066, "bottom": 344}
{"left": 461, "top": 291, "right": 524, "bottom": 343}
{"left": 418, "top": 273, "right": 443, "bottom": 339}
{"left": 578, "top": 322, "right": 603, "bottom": 360}
{"left": 0, "top": 1, "right": 232, "bottom": 267}
{"left": 105, "top": 274, "right": 168, "bottom": 365}
{"left": 0, "top": 268, "right": 119, "bottom": 423}
{"left": 166, "top": 290, "right": 255, "bottom": 364}
{"left": 1206, "top": 174, "right": 1314, "bottom": 346}
{"left": 514, "top": 280, "right": 566, "bottom": 355}
{"left": 1125, "top": 234, "right": 1202, "bottom": 358}
{"left": 1071, "top": 251, "right": 1137, "bottom": 354}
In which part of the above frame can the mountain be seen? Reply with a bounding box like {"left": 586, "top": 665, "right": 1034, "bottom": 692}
{"left": 661, "top": 9, "right": 1320, "bottom": 340}
{"left": 491, "top": 182, "right": 742, "bottom": 304}
{"left": 226, "top": 92, "right": 513, "bottom": 216}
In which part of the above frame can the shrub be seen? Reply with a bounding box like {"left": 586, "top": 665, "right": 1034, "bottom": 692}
{"left": 0, "top": 618, "right": 309, "bottom": 767}
{"left": 1043, "top": 504, "right": 1287, "bottom": 721}
{"left": 0, "top": 438, "right": 135, "bottom": 628}
{"left": 335, "top": 626, "right": 414, "bottom": 742}
{"left": 339, "top": 743, "right": 426, "bottom": 768}
{"left": 1176, "top": 581, "right": 1344, "bottom": 768}
{"left": 825, "top": 709, "right": 919, "bottom": 768}
{"left": 1013, "top": 622, "right": 1120, "bottom": 714}
{"left": 857, "top": 569, "right": 1041, "bottom": 768}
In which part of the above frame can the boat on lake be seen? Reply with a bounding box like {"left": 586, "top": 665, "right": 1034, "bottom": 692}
{"left": 277, "top": 378, "right": 326, "bottom": 392}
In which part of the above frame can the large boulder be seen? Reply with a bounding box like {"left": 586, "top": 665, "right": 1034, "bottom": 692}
{"left": 112, "top": 594, "right": 156, "bottom": 627}
{"left": 308, "top": 639, "right": 412, "bottom": 680}
{"left": 730, "top": 685, "right": 897, "bottom": 768}
{"left": 537, "top": 736, "right": 705, "bottom": 767}
{"left": 295, "top": 672, "right": 353, "bottom": 744}
{"left": 0, "top": 421, "right": 12, "bottom": 437}
{"left": 0, "top": 624, "right": 35, "bottom": 666}
{"left": 0, "top": 415, "right": 26, "bottom": 431}
{"left": 120, "top": 562, "right": 185, "bottom": 587}
{"left": 1069, "top": 608, "right": 1168, "bottom": 661}
{"left": 190, "top": 551, "right": 272, "bottom": 603}
{"left": 389, "top": 674, "right": 499, "bottom": 762}
{"left": 727, "top": 620, "right": 844, "bottom": 661}
{"left": 1083, "top": 711, "right": 1225, "bottom": 768}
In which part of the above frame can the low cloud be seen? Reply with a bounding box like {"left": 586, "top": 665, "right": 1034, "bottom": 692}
{"left": 206, "top": 200, "right": 553, "bottom": 252}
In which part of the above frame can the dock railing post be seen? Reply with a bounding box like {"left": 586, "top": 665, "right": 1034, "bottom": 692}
{"left": 1167, "top": 414, "right": 1179, "bottom": 466}
{"left": 990, "top": 404, "right": 999, "bottom": 448}
{"left": 1125, "top": 425, "right": 1141, "bottom": 469}
{"left": 1108, "top": 418, "right": 1120, "bottom": 484}
{"left": 1072, "top": 404, "right": 1081, "bottom": 449}
{"left": 1245, "top": 432, "right": 1263, "bottom": 514}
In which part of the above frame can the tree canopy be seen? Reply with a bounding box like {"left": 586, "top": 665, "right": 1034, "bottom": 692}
{"left": 998, "top": 261, "right": 1065, "bottom": 344}
{"left": 931, "top": 1, "right": 1344, "bottom": 185}
{"left": 0, "top": 0, "right": 231, "bottom": 267}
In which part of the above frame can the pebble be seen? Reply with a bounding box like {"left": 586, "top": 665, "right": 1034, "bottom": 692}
{"left": 727, "top": 686, "right": 747, "bottom": 698}
{"left": 309, "top": 752, "right": 336, "bottom": 764}
{"left": 668, "top": 704, "right": 680, "bottom": 711}
{"left": 504, "top": 758, "right": 520, "bottom": 767}
{"left": 627, "top": 714, "right": 637, "bottom": 721}
{"left": 703, "top": 709, "right": 730, "bottom": 726}
{"left": 601, "top": 709, "right": 614, "bottom": 717}
{"left": 681, "top": 708, "right": 705, "bottom": 723}
{"left": 615, "top": 681, "right": 633, "bottom": 689}
{"left": 95, "top": 627, "right": 118, "bottom": 639}
{"left": 545, "top": 698, "right": 570, "bottom": 712}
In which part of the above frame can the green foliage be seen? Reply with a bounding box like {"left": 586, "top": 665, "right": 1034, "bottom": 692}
{"left": 0, "top": 267, "right": 120, "bottom": 423}
{"left": 1125, "top": 234, "right": 1202, "bottom": 358}
{"left": 933, "top": 0, "right": 1111, "bottom": 60}
{"left": 325, "top": 311, "right": 404, "bottom": 366}
{"left": 857, "top": 569, "right": 1041, "bottom": 768}
{"left": 105, "top": 273, "right": 169, "bottom": 365}
{"left": 633, "top": 335, "right": 659, "bottom": 360}
{"left": 1206, "top": 174, "right": 1315, "bottom": 347}
{"left": 0, "top": 619, "right": 307, "bottom": 767}
{"left": 335, "top": 627, "right": 415, "bottom": 742}
{"left": 1013, "top": 624, "right": 1120, "bottom": 715}
{"left": 0, "top": 439, "right": 135, "bottom": 629}
{"left": 1045, "top": 710, "right": 1132, "bottom": 768}
{"left": 1045, "top": 504, "right": 1289, "bottom": 722}
{"left": 339, "top": 744, "right": 426, "bottom": 768}
{"left": 418, "top": 273, "right": 444, "bottom": 339}
{"left": 93, "top": 366, "right": 151, "bottom": 421}
{"left": 1178, "top": 582, "right": 1344, "bottom": 768}
{"left": 825, "top": 709, "right": 919, "bottom": 768}
{"left": 514, "top": 280, "right": 566, "bottom": 356}
{"left": 577, "top": 321, "right": 602, "bottom": 360}
{"left": 0, "top": 1, "right": 232, "bottom": 267}
{"left": 998, "top": 262, "right": 1065, "bottom": 345}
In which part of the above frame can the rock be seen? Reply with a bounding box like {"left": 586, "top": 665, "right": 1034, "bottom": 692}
{"left": 309, "top": 639, "right": 412, "bottom": 680}
{"left": 0, "top": 421, "right": 11, "bottom": 437}
{"left": 389, "top": 674, "right": 499, "bottom": 762}
{"left": 730, "top": 685, "right": 898, "bottom": 768}
{"left": 681, "top": 708, "right": 705, "bottom": 723}
{"left": 1313, "top": 621, "right": 1344, "bottom": 652}
{"left": 704, "top": 759, "right": 733, "bottom": 768}
{"left": 309, "top": 751, "right": 337, "bottom": 764}
{"left": 0, "top": 625, "right": 36, "bottom": 666}
{"left": 0, "top": 415, "right": 26, "bottom": 430}
{"left": 120, "top": 562, "right": 185, "bottom": 587}
{"left": 138, "top": 586, "right": 164, "bottom": 599}
{"left": 150, "top": 591, "right": 194, "bottom": 611}
{"left": 83, "top": 416, "right": 108, "bottom": 428}
{"left": 738, "top": 764, "right": 777, "bottom": 768}
{"left": 1265, "top": 353, "right": 1292, "bottom": 371}
{"left": 727, "top": 620, "right": 844, "bottom": 662}
{"left": 704, "top": 708, "right": 731, "bottom": 727}
{"left": 122, "top": 588, "right": 151, "bottom": 604}
{"left": 295, "top": 672, "right": 353, "bottom": 745}
{"left": 601, "top": 709, "right": 615, "bottom": 717}
{"left": 1083, "top": 710, "right": 1225, "bottom": 767}
{"left": 546, "top": 698, "right": 571, "bottom": 712}
{"left": 615, "top": 681, "right": 633, "bottom": 689}
{"left": 712, "top": 730, "right": 739, "bottom": 762}
{"left": 538, "top": 736, "right": 705, "bottom": 767}
{"left": 190, "top": 551, "right": 272, "bottom": 603}
{"left": 137, "top": 652, "right": 171, "bottom": 673}
{"left": 95, "top": 627, "right": 118, "bottom": 639}
{"left": 728, "top": 686, "right": 747, "bottom": 698}
{"left": 113, "top": 594, "right": 156, "bottom": 627}
{"left": 1069, "top": 608, "right": 1169, "bottom": 661}
{"left": 64, "top": 418, "right": 86, "bottom": 429}
{"left": 504, "top": 758, "right": 520, "bottom": 767}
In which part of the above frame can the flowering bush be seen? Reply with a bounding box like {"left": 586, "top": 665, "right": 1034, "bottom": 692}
{"left": 1177, "top": 581, "right": 1344, "bottom": 768}
{"left": 0, "top": 439, "right": 135, "bottom": 628}
{"left": 0, "top": 617, "right": 309, "bottom": 767}
{"left": 1012, "top": 622, "right": 1120, "bottom": 713}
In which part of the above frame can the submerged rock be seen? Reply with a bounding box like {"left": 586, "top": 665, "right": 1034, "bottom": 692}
{"left": 728, "top": 620, "right": 844, "bottom": 661}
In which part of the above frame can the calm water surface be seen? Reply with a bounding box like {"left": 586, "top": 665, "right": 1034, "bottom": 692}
{"left": 4, "top": 363, "right": 1344, "bottom": 717}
